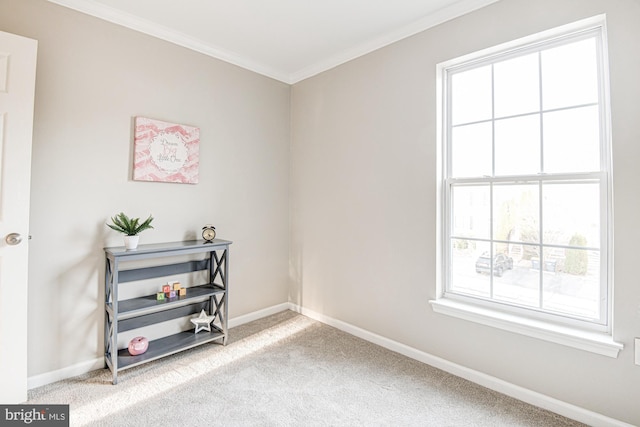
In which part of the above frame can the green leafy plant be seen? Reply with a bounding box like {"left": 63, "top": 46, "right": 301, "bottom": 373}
{"left": 107, "top": 212, "right": 154, "bottom": 236}
{"left": 565, "top": 233, "right": 588, "bottom": 276}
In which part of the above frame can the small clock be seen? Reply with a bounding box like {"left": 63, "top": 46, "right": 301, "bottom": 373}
{"left": 202, "top": 225, "right": 216, "bottom": 242}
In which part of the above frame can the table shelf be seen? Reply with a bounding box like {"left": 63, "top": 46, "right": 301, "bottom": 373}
{"left": 112, "top": 329, "right": 225, "bottom": 371}
{"left": 104, "top": 239, "right": 231, "bottom": 384}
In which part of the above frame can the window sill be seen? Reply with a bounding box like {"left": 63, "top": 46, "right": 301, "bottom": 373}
{"left": 429, "top": 298, "right": 623, "bottom": 358}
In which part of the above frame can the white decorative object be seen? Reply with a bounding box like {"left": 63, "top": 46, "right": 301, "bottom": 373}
{"left": 190, "top": 309, "right": 214, "bottom": 334}
{"left": 124, "top": 235, "right": 139, "bottom": 250}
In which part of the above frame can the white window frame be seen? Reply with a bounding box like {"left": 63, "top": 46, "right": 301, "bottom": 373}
{"left": 431, "top": 14, "right": 623, "bottom": 358}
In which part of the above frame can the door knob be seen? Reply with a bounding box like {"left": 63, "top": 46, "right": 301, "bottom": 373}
{"left": 5, "top": 233, "right": 22, "bottom": 245}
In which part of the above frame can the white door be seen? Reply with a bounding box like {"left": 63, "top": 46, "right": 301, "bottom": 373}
{"left": 0, "top": 31, "right": 37, "bottom": 404}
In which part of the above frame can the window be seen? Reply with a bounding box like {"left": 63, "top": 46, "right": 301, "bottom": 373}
{"left": 433, "top": 15, "right": 621, "bottom": 355}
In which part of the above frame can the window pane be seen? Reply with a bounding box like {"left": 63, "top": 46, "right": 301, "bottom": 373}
{"left": 451, "top": 239, "right": 490, "bottom": 298}
{"left": 451, "top": 122, "right": 492, "bottom": 177}
{"left": 494, "top": 115, "right": 540, "bottom": 176}
{"left": 451, "top": 65, "right": 492, "bottom": 125}
{"left": 493, "top": 244, "right": 540, "bottom": 308}
{"left": 442, "top": 26, "right": 609, "bottom": 327}
{"left": 494, "top": 53, "right": 540, "bottom": 118}
{"left": 452, "top": 185, "right": 490, "bottom": 239}
{"left": 493, "top": 184, "right": 539, "bottom": 244}
{"left": 542, "top": 183, "right": 600, "bottom": 248}
{"left": 542, "top": 38, "right": 599, "bottom": 110}
{"left": 543, "top": 249, "right": 600, "bottom": 320}
{"left": 543, "top": 106, "right": 600, "bottom": 173}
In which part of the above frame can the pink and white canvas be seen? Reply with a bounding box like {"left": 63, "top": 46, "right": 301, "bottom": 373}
{"left": 133, "top": 117, "right": 200, "bottom": 184}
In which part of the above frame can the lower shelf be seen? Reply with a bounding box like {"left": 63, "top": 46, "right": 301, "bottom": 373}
{"left": 115, "top": 329, "right": 225, "bottom": 371}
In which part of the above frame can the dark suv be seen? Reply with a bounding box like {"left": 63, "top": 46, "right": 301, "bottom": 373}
{"left": 475, "top": 253, "right": 514, "bottom": 277}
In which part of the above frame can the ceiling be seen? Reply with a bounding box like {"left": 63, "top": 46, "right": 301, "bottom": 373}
{"left": 48, "top": 0, "right": 499, "bottom": 84}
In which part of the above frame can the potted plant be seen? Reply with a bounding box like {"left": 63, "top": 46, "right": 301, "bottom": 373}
{"left": 107, "top": 212, "right": 154, "bottom": 249}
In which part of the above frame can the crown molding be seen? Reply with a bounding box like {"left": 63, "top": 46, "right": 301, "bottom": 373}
{"left": 47, "top": 0, "right": 291, "bottom": 83}
{"left": 48, "top": 0, "right": 500, "bottom": 85}
{"left": 289, "top": 0, "right": 501, "bottom": 83}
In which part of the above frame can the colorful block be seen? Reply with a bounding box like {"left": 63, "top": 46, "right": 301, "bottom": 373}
{"left": 178, "top": 288, "right": 187, "bottom": 296}
{"left": 162, "top": 285, "right": 171, "bottom": 293}
{"left": 173, "top": 282, "right": 182, "bottom": 291}
{"left": 156, "top": 292, "right": 165, "bottom": 300}
{"left": 168, "top": 290, "right": 176, "bottom": 298}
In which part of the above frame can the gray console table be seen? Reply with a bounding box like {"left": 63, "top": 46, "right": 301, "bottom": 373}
{"left": 104, "top": 239, "right": 231, "bottom": 384}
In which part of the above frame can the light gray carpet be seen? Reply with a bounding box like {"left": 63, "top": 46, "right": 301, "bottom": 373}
{"left": 27, "top": 310, "right": 586, "bottom": 426}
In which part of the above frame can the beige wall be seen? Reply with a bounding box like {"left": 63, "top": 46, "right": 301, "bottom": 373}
{"left": 0, "top": 0, "right": 290, "bottom": 376}
{"left": 3, "top": 0, "right": 640, "bottom": 423}
{"left": 291, "top": 0, "right": 640, "bottom": 424}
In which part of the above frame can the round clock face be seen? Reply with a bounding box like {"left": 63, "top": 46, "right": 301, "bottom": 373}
{"left": 202, "top": 227, "right": 216, "bottom": 241}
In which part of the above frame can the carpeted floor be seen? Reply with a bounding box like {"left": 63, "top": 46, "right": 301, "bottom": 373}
{"left": 27, "top": 310, "right": 586, "bottom": 426}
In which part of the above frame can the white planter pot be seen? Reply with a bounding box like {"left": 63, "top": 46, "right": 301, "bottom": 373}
{"left": 124, "top": 235, "right": 140, "bottom": 250}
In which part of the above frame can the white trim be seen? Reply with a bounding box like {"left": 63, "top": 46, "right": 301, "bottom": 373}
{"left": 46, "top": 0, "right": 290, "bottom": 83}
{"left": 289, "top": 0, "right": 501, "bottom": 83}
{"left": 27, "top": 357, "right": 105, "bottom": 390}
{"left": 27, "top": 302, "right": 291, "bottom": 390}
{"left": 47, "top": 0, "right": 500, "bottom": 84}
{"left": 437, "top": 14, "right": 608, "bottom": 70}
{"left": 227, "top": 302, "right": 292, "bottom": 329}
{"left": 292, "top": 304, "right": 631, "bottom": 427}
{"left": 429, "top": 298, "right": 623, "bottom": 357}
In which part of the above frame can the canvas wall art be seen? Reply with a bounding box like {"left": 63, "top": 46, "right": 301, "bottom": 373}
{"left": 133, "top": 117, "right": 200, "bottom": 184}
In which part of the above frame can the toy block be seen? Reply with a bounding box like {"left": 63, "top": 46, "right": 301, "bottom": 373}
{"left": 168, "top": 290, "right": 176, "bottom": 298}
{"left": 173, "top": 282, "right": 182, "bottom": 291}
{"left": 156, "top": 292, "right": 165, "bottom": 300}
{"left": 162, "top": 285, "right": 171, "bottom": 293}
{"left": 178, "top": 288, "right": 187, "bottom": 296}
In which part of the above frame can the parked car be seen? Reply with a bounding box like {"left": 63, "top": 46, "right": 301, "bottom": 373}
{"left": 475, "top": 252, "right": 514, "bottom": 277}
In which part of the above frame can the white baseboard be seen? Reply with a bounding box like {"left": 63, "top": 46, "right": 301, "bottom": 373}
{"left": 228, "top": 302, "right": 292, "bottom": 328}
{"left": 292, "top": 304, "right": 632, "bottom": 427}
{"left": 28, "top": 357, "right": 105, "bottom": 390}
{"left": 27, "top": 302, "right": 293, "bottom": 390}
